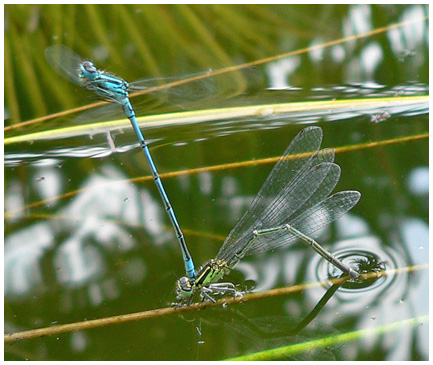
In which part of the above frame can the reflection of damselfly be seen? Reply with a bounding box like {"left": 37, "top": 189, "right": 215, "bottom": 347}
{"left": 45, "top": 45, "right": 196, "bottom": 281}
{"left": 177, "top": 126, "right": 360, "bottom": 305}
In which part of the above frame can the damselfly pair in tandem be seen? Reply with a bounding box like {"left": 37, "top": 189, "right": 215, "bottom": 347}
{"left": 45, "top": 45, "right": 361, "bottom": 306}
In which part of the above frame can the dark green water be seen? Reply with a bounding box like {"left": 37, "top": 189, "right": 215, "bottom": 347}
{"left": 5, "top": 4, "right": 428, "bottom": 360}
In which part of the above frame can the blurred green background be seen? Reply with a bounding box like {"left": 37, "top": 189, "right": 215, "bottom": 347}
{"left": 4, "top": 4, "right": 428, "bottom": 360}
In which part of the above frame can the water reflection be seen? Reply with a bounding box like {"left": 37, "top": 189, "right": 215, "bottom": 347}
{"left": 4, "top": 164, "right": 169, "bottom": 309}
{"left": 407, "top": 166, "right": 428, "bottom": 196}
{"left": 190, "top": 274, "right": 364, "bottom": 360}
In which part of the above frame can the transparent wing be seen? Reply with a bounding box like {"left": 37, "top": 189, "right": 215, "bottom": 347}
{"left": 45, "top": 45, "right": 84, "bottom": 85}
{"left": 256, "top": 152, "right": 339, "bottom": 230}
{"left": 129, "top": 70, "right": 212, "bottom": 90}
{"left": 216, "top": 126, "right": 361, "bottom": 264}
{"left": 129, "top": 71, "right": 220, "bottom": 110}
{"left": 217, "top": 126, "right": 324, "bottom": 262}
{"left": 243, "top": 190, "right": 361, "bottom": 257}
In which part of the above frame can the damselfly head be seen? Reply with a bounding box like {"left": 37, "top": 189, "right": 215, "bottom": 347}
{"left": 79, "top": 61, "right": 99, "bottom": 81}
{"left": 176, "top": 276, "right": 194, "bottom": 304}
